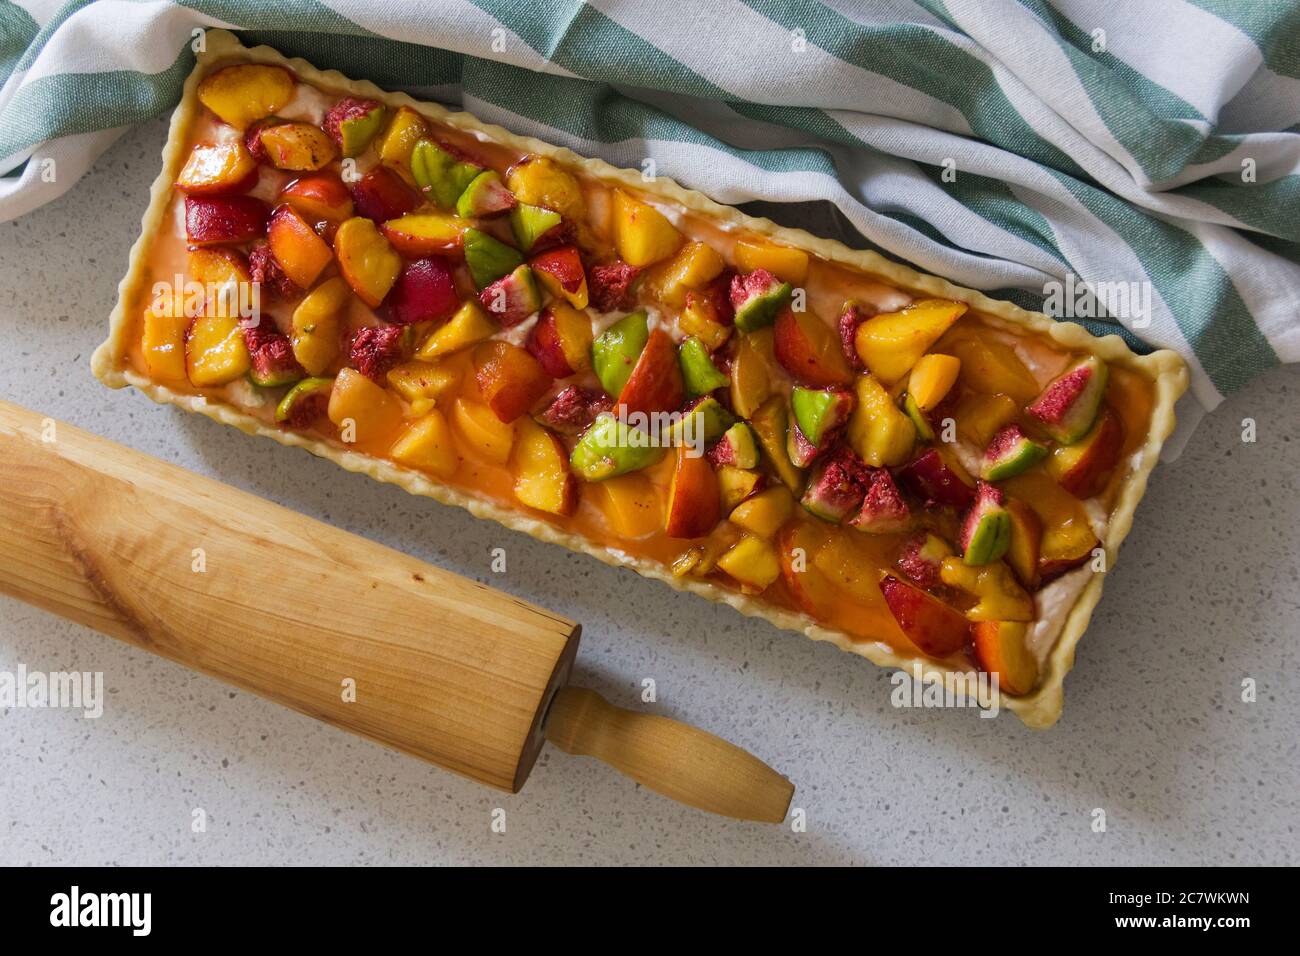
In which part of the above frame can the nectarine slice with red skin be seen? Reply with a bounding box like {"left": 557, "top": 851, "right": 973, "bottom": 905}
{"left": 383, "top": 256, "right": 458, "bottom": 327}
{"left": 665, "top": 445, "right": 722, "bottom": 539}
{"left": 895, "top": 448, "right": 975, "bottom": 509}
{"left": 878, "top": 574, "right": 969, "bottom": 658}
{"left": 267, "top": 204, "right": 333, "bottom": 289}
{"left": 529, "top": 245, "right": 589, "bottom": 309}
{"left": 334, "top": 217, "right": 402, "bottom": 308}
{"left": 280, "top": 171, "right": 354, "bottom": 223}
{"left": 527, "top": 302, "right": 593, "bottom": 378}
{"left": 473, "top": 340, "right": 552, "bottom": 423}
{"left": 1047, "top": 406, "right": 1124, "bottom": 498}
{"left": 774, "top": 308, "right": 853, "bottom": 387}
{"left": 351, "top": 165, "right": 421, "bottom": 223}
{"left": 176, "top": 142, "right": 258, "bottom": 196}
{"left": 616, "top": 327, "right": 684, "bottom": 418}
{"left": 196, "top": 64, "right": 294, "bottom": 131}
{"left": 258, "top": 121, "right": 339, "bottom": 171}
{"left": 184, "top": 195, "right": 268, "bottom": 246}
{"left": 381, "top": 212, "right": 466, "bottom": 257}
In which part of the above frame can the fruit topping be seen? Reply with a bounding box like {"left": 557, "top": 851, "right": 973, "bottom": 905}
{"left": 451, "top": 398, "right": 516, "bottom": 464}
{"left": 380, "top": 211, "right": 465, "bottom": 257}
{"left": 411, "top": 138, "right": 483, "bottom": 208}
{"left": 1025, "top": 355, "right": 1109, "bottom": 444}
{"left": 258, "top": 122, "right": 338, "bottom": 171}
{"left": 664, "top": 396, "right": 735, "bottom": 448}
{"left": 570, "top": 411, "right": 666, "bottom": 481}
{"left": 718, "top": 466, "right": 764, "bottom": 511}
{"left": 878, "top": 574, "right": 969, "bottom": 657}
{"left": 244, "top": 322, "right": 304, "bottom": 388}
{"left": 463, "top": 228, "right": 524, "bottom": 290}
{"left": 1003, "top": 497, "right": 1043, "bottom": 590}
{"left": 734, "top": 239, "right": 809, "bottom": 286}
{"left": 730, "top": 269, "right": 792, "bottom": 333}
{"left": 377, "top": 106, "right": 427, "bottom": 177}
{"left": 1046, "top": 406, "right": 1124, "bottom": 498}
{"left": 617, "top": 327, "right": 684, "bottom": 417}
{"left": 247, "top": 240, "right": 299, "bottom": 302}
{"left": 590, "top": 473, "right": 663, "bottom": 538}
{"left": 895, "top": 532, "right": 953, "bottom": 590}
{"left": 591, "top": 311, "right": 648, "bottom": 398}
{"left": 751, "top": 395, "right": 806, "bottom": 493}
{"left": 790, "top": 386, "right": 854, "bottom": 453}
{"left": 386, "top": 360, "right": 461, "bottom": 414}
{"left": 280, "top": 171, "right": 354, "bottom": 223}
{"left": 953, "top": 391, "right": 1020, "bottom": 447}
{"left": 971, "top": 620, "right": 1038, "bottom": 695}
{"left": 907, "top": 353, "right": 961, "bottom": 411}
{"left": 959, "top": 480, "right": 1011, "bottom": 565}
{"left": 939, "top": 558, "right": 1034, "bottom": 622}
{"left": 176, "top": 142, "right": 257, "bottom": 196}
{"left": 456, "top": 169, "right": 516, "bottom": 218}
{"left": 847, "top": 373, "right": 916, "bottom": 467}
{"left": 679, "top": 288, "right": 733, "bottom": 352}
{"left": 509, "top": 203, "right": 567, "bottom": 255}
{"left": 895, "top": 447, "right": 976, "bottom": 509}
{"left": 800, "top": 446, "right": 870, "bottom": 523}
{"left": 717, "top": 535, "right": 781, "bottom": 592}
{"left": 612, "top": 190, "right": 682, "bottom": 267}
{"left": 512, "top": 417, "right": 578, "bottom": 516}
{"left": 334, "top": 216, "right": 402, "bottom": 307}
{"left": 678, "top": 336, "right": 729, "bottom": 397}
{"left": 351, "top": 165, "right": 421, "bottom": 223}
{"left": 390, "top": 409, "right": 458, "bottom": 478}
{"left": 536, "top": 385, "right": 611, "bottom": 436}
{"left": 645, "top": 241, "right": 725, "bottom": 307}
{"left": 479, "top": 264, "right": 542, "bottom": 328}
{"left": 185, "top": 195, "right": 268, "bottom": 246}
{"left": 849, "top": 468, "right": 911, "bottom": 534}
{"left": 588, "top": 260, "right": 641, "bottom": 313}
{"left": 384, "top": 256, "right": 459, "bottom": 327}
{"left": 948, "top": 335, "right": 1040, "bottom": 402}
{"left": 186, "top": 315, "right": 250, "bottom": 387}
{"left": 665, "top": 444, "right": 722, "bottom": 538}
{"left": 837, "top": 301, "right": 870, "bottom": 371}
{"left": 729, "top": 485, "right": 795, "bottom": 539}
{"left": 774, "top": 308, "right": 852, "bottom": 386}
{"left": 290, "top": 277, "right": 349, "bottom": 375}
{"left": 323, "top": 97, "right": 388, "bottom": 157}
{"left": 474, "top": 340, "right": 552, "bottom": 423}
{"left": 267, "top": 203, "right": 333, "bottom": 289}
{"left": 328, "top": 367, "right": 402, "bottom": 442}
{"left": 349, "top": 325, "right": 405, "bottom": 382}
{"left": 853, "top": 298, "right": 967, "bottom": 385}
{"left": 508, "top": 156, "right": 585, "bottom": 220}
{"left": 415, "top": 300, "right": 496, "bottom": 360}
{"left": 275, "top": 376, "right": 334, "bottom": 427}
{"left": 527, "top": 302, "right": 595, "bottom": 378}
{"left": 529, "top": 245, "right": 589, "bottom": 309}
{"left": 197, "top": 64, "right": 295, "bottom": 131}
{"left": 981, "top": 423, "right": 1048, "bottom": 481}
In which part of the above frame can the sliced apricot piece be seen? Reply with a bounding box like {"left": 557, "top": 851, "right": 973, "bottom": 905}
{"left": 390, "top": 410, "right": 458, "bottom": 479}
{"left": 197, "top": 64, "right": 294, "bottom": 131}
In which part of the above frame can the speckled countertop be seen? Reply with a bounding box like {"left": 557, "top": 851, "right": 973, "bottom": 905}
{"left": 1, "top": 117, "right": 1297, "bottom": 866}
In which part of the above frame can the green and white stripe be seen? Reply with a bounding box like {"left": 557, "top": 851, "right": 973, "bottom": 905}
{"left": 3, "top": 0, "right": 1297, "bottom": 415}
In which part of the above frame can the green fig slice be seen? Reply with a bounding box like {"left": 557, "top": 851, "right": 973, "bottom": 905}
{"left": 323, "top": 98, "right": 387, "bottom": 157}
{"left": 1025, "top": 354, "right": 1108, "bottom": 444}
{"left": 732, "top": 269, "right": 793, "bottom": 333}
{"left": 799, "top": 447, "right": 868, "bottom": 523}
{"left": 790, "top": 386, "right": 854, "bottom": 448}
{"left": 456, "top": 170, "right": 516, "bottom": 218}
{"left": 678, "top": 336, "right": 729, "bottom": 397}
{"left": 665, "top": 396, "right": 735, "bottom": 449}
{"left": 463, "top": 227, "right": 524, "bottom": 290}
{"left": 411, "top": 138, "right": 482, "bottom": 208}
{"left": 708, "top": 422, "right": 759, "bottom": 470}
{"left": 591, "top": 310, "right": 648, "bottom": 398}
{"left": 509, "top": 202, "right": 565, "bottom": 253}
{"left": 903, "top": 392, "right": 935, "bottom": 442}
{"left": 750, "top": 395, "right": 806, "bottom": 493}
{"left": 959, "top": 480, "right": 1012, "bottom": 565}
{"left": 570, "top": 411, "right": 665, "bottom": 481}
{"left": 275, "top": 376, "right": 333, "bottom": 426}
{"left": 981, "top": 423, "right": 1048, "bottom": 481}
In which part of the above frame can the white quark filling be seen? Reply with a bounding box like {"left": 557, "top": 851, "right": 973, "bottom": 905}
{"left": 1028, "top": 564, "right": 1093, "bottom": 664}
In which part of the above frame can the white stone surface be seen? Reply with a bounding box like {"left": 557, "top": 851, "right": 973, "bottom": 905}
{"left": 0, "top": 117, "right": 1296, "bottom": 865}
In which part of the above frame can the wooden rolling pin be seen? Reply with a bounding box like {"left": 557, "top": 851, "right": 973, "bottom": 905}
{"left": 0, "top": 399, "right": 792, "bottom": 823}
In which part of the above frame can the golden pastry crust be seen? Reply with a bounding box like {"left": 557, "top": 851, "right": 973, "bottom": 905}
{"left": 92, "top": 29, "right": 1189, "bottom": 728}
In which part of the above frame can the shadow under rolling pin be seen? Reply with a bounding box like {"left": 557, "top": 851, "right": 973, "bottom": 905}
{"left": 0, "top": 400, "right": 793, "bottom": 824}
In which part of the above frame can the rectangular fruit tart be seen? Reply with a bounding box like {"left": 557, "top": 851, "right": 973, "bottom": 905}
{"left": 94, "top": 31, "right": 1187, "bottom": 727}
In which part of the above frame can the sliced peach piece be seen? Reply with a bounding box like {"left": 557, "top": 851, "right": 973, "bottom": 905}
{"left": 507, "top": 155, "right": 585, "bottom": 220}
{"left": 940, "top": 557, "right": 1034, "bottom": 622}
{"left": 390, "top": 410, "right": 458, "bottom": 479}
{"left": 1003, "top": 471, "right": 1098, "bottom": 582}
{"left": 854, "top": 299, "right": 967, "bottom": 385}
{"left": 290, "top": 276, "right": 349, "bottom": 375}
{"left": 953, "top": 392, "right": 1019, "bottom": 447}
{"left": 612, "top": 190, "right": 681, "bottom": 267}
{"left": 1004, "top": 498, "right": 1043, "bottom": 591}
{"left": 847, "top": 373, "right": 916, "bottom": 467}
{"left": 971, "top": 621, "right": 1038, "bottom": 695}
{"left": 590, "top": 473, "right": 663, "bottom": 538}
{"left": 907, "top": 353, "right": 961, "bottom": 411}
{"left": 327, "top": 367, "right": 402, "bottom": 443}
{"left": 259, "top": 122, "right": 338, "bottom": 171}
{"left": 176, "top": 142, "right": 257, "bottom": 196}
{"left": 729, "top": 326, "right": 779, "bottom": 418}
{"left": 187, "top": 247, "right": 252, "bottom": 320}
{"left": 197, "top": 64, "right": 294, "bottom": 131}
{"left": 267, "top": 204, "right": 333, "bottom": 290}
{"left": 1047, "top": 406, "right": 1124, "bottom": 497}
{"left": 415, "top": 300, "right": 497, "bottom": 361}
{"left": 774, "top": 308, "right": 853, "bottom": 387}
{"left": 616, "top": 327, "right": 684, "bottom": 418}
{"left": 717, "top": 465, "right": 763, "bottom": 511}
{"left": 529, "top": 245, "right": 589, "bottom": 309}
{"left": 734, "top": 238, "right": 809, "bottom": 286}
{"left": 333, "top": 216, "right": 402, "bottom": 307}
{"left": 729, "top": 484, "right": 795, "bottom": 539}
{"left": 451, "top": 397, "right": 516, "bottom": 465}
{"left": 512, "top": 417, "right": 578, "bottom": 517}
{"left": 644, "top": 240, "right": 725, "bottom": 307}
{"left": 186, "top": 315, "right": 250, "bottom": 387}
{"left": 717, "top": 535, "right": 781, "bottom": 591}
{"left": 184, "top": 195, "right": 268, "bottom": 245}
{"left": 381, "top": 211, "right": 466, "bottom": 257}
{"left": 280, "top": 171, "right": 354, "bottom": 223}
{"left": 526, "top": 302, "right": 593, "bottom": 378}
{"left": 878, "top": 573, "right": 969, "bottom": 658}
{"left": 386, "top": 359, "right": 462, "bottom": 415}
{"left": 473, "top": 340, "right": 551, "bottom": 423}
{"left": 142, "top": 308, "right": 189, "bottom": 381}
{"left": 377, "top": 106, "right": 427, "bottom": 179}
{"left": 947, "top": 335, "right": 1040, "bottom": 403}
{"left": 664, "top": 445, "right": 722, "bottom": 539}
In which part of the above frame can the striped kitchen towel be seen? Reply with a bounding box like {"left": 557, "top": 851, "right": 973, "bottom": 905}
{"left": 2, "top": 0, "right": 1297, "bottom": 427}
